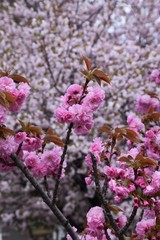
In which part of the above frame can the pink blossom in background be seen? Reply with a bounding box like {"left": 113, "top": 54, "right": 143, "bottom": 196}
{"left": 127, "top": 113, "right": 144, "bottom": 131}
{"left": 150, "top": 69, "right": 160, "bottom": 84}
{"left": 136, "top": 219, "right": 156, "bottom": 237}
{"left": 136, "top": 94, "right": 160, "bottom": 114}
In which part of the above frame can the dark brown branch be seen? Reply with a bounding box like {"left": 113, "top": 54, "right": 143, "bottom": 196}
{"left": 103, "top": 215, "right": 112, "bottom": 240}
{"left": 52, "top": 79, "right": 89, "bottom": 203}
{"left": 52, "top": 122, "right": 73, "bottom": 203}
{"left": 0, "top": 157, "right": 16, "bottom": 166}
{"left": 120, "top": 205, "right": 137, "bottom": 235}
{"left": 44, "top": 176, "right": 51, "bottom": 198}
{"left": 90, "top": 153, "right": 124, "bottom": 240}
{"left": 10, "top": 153, "right": 79, "bottom": 240}
{"left": 16, "top": 142, "right": 23, "bottom": 155}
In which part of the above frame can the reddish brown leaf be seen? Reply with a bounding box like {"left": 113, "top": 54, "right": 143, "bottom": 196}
{"left": 92, "top": 69, "right": 110, "bottom": 84}
{"left": 19, "top": 121, "right": 42, "bottom": 137}
{"left": 44, "top": 128, "right": 64, "bottom": 147}
{"left": 94, "top": 75, "right": 101, "bottom": 86}
{"left": 0, "top": 71, "right": 8, "bottom": 77}
{"left": 135, "top": 154, "right": 158, "bottom": 168}
{"left": 10, "top": 74, "right": 30, "bottom": 86}
{"left": 29, "top": 125, "right": 43, "bottom": 137}
{"left": 44, "top": 134, "right": 64, "bottom": 147}
{"left": 19, "top": 119, "right": 26, "bottom": 130}
{"left": 83, "top": 56, "right": 91, "bottom": 71}
{"left": 108, "top": 204, "right": 123, "bottom": 214}
{"left": 3, "top": 91, "right": 16, "bottom": 104}
{"left": 99, "top": 125, "right": 111, "bottom": 133}
{"left": 0, "top": 126, "right": 15, "bottom": 139}
{"left": 115, "top": 127, "right": 125, "bottom": 134}
{"left": 118, "top": 156, "right": 132, "bottom": 163}
{"left": 0, "top": 91, "right": 9, "bottom": 108}
{"left": 125, "top": 128, "right": 140, "bottom": 143}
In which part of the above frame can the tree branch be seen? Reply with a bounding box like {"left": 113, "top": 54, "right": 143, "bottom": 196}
{"left": 52, "top": 79, "right": 89, "bottom": 203}
{"left": 10, "top": 153, "right": 79, "bottom": 240}
{"left": 52, "top": 122, "right": 73, "bottom": 203}
{"left": 90, "top": 153, "right": 124, "bottom": 240}
{"left": 120, "top": 205, "right": 137, "bottom": 235}
{"left": 0, "top": 157, "right": 16, "bottom": 166}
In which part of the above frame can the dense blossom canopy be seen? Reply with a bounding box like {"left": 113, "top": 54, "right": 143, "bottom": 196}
{"left": 0, "top": 0, "right": 160, "bottom": 239}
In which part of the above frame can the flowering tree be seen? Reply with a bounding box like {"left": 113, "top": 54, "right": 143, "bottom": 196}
{"left": 0, "top": 0, "right": 160, "bottom": 238}
{"left": 0, "top": 55, "right": 160, "bottom": 239}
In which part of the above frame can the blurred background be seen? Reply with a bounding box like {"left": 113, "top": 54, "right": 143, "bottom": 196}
{"left": 0, "top": 0, "right": 160, "bottom": 239}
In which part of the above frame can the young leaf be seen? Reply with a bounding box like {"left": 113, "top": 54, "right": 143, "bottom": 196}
{"left": 19, "top": 119, "right": 26, "bottom": 130}
{"left": 0, "top": 126, "right": 15, "bottom": 139}
{"left": 92, "top": 69, "right": 110, "bottom": 84}
{"left": 0, "top": 90, "right": 9, "bottom": 108}
{"left": 29, "top": 125, "right": 43, "bottom": 137}
{"left": 10, "top": 74, "right": 30, "bottom": 86}
{"left": 135, "top": 154, "right": 158, "bottom": 168}
{"left": 3, "top": 91, "right": 16, "bottom": 104}
{"left": 44, "top": 128, "right": 64, "bottom": 147}
{"left": 83, "top": 56, "right": 91, "bottom": 71}
{"left": 99, "top": 125, "right": 111, "bottom": 134}
{"left": 0, "top": 71, "right": 8, "bottom": 77}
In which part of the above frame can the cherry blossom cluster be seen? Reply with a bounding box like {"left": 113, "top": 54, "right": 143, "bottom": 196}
{"left": 55, "top": 84, "right": 105, "bottom": 135}
{"left": 0, "top": 0, "right": 160, "bottom": 237}
{"left": 0, "top": 76, "right": 30, "bottom": 125}
{"left": 136, "top": 94, "right": 160, "bottom": 114}
{"left": 0, "top": 131, "right": 64, "bottom": 178}
{"left": 84, "top": 94, "right": 160, "bottom": 239}
{"left": 0, "top": 76, "right": 64, "bottom": 179}
{"left": 150, "top": 69, "right": 160, "bottom": 85}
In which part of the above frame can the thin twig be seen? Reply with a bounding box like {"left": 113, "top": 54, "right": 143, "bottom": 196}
{"left": 52, "top": 122, "right": 73, "bottom": 203}
{"left": 42, "top": 43, "right": 63, "bottom": 94}
{"left": 16, "top": 142, "right": 23, "bottom": 155}
{"left": 90, "top": 153, "right": 124, "bottom": 240}
{"left": 52, "top": 79, "right": 89, "bottom": 203}
{"left": 44, "top": 176, "right": 51, "bottom": 198}
{"left": 120, "top": 206, "right": 137, "bottom": 235}
{"left": 10, "top": 153, "right": 79, "bottom": 240}
{"left": 103, "top": 214, "right": 112, "bottom": 240}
